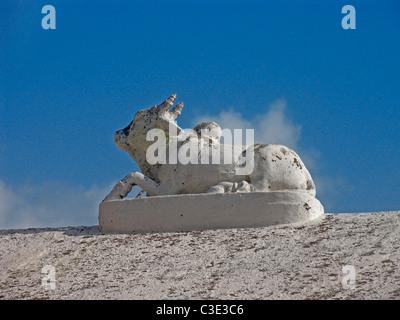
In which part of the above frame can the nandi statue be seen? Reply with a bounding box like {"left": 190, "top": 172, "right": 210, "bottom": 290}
{"left": 103, "top": 94, "right": 316, "bottom": 201}
{"left": 99, "top": 94, "right": 324, "bottom": 233}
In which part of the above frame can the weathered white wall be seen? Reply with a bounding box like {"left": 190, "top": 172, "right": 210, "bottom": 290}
{"left": 1, "top": 211, "right": 399, "bottom": 299}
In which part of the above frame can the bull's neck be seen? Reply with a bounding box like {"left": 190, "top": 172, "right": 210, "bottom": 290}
{"left": 129, "top": 123, "right": 184, "bottom": 178}
{"left": 128, "top": 146, "right": 163, "bottom": 180}
{"left": 129, "top": 149, "right": 149, "bottom": 173}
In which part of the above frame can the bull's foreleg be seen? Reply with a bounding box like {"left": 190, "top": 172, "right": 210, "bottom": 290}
{"left": 102, "top": 172, "right": 161, "bottom": 202}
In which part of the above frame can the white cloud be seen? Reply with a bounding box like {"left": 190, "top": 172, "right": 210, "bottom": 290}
{"left": 193, "top": 99, "right": 301, "bottom": 150}
{"left": 255, "top": 99, "right": 301, "bottom": 149}
{"left": 0, "top": 180, "right": 120, "bottom": 230}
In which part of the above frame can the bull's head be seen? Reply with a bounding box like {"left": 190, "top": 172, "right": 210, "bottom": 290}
{"left": 114, "top": 94, "right": 183, "bottom": 162}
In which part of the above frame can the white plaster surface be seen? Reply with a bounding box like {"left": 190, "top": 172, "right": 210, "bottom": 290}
{"left": 99, "top": 191, "right": 324, "bottom": 233}
{"left": 1, "top": 211, "right": 399, "bottom": 300}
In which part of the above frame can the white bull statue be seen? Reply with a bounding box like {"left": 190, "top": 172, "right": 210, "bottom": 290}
{"left": 103, "top": 94, "right": 316, "bottom": 201}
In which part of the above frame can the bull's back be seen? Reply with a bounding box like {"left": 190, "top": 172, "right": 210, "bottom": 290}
{"left": 155, "top": 143, "right": 245, "bottom": 194}
{"left": 250, "top": 144, "right": 315, "bottom": 195}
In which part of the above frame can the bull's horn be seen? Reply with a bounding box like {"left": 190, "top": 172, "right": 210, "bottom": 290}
{"left": 170, "top": 102, "right": 183, "bottom": 120}
{"left": 156, "top": 94, "right": 177, "bottom": 112}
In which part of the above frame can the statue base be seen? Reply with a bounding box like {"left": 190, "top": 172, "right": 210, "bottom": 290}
{"left": 98, "top": 191, "right": 324, "bottom": 233}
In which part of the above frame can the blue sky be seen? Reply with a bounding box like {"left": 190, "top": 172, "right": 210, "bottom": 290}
{"left": 1, "top": 0, "right": 399, "bottom": 228}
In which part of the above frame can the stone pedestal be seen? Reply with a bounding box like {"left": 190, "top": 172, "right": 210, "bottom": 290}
{"left": 99, "top": 191, "right": 324, "bottom": 233}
